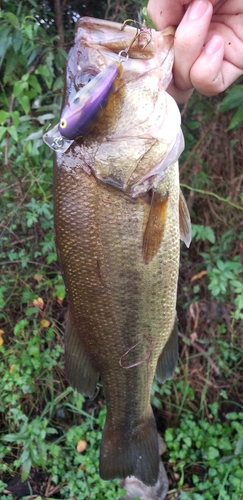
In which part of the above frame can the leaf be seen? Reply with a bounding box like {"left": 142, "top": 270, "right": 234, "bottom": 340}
{"left": 47, "top": 252, "right": 57, "bottom": 264}
{"left": 27, "top": 0, "right": 38, "bottom": 6}
{"left": 227, "top": 104, "right": 243, "bottom": 131}
{"left": 0, "top": 25, "right": 12, "bottom": 67}
{"left": 25, "top": 23, "right": 33, "bottom": 40}
{"left": 10, "top": 111, "right": 20, "bottom": 128}
{"left": 37, "top": 113, "right": 55, "bottom": 124}
{"left": 0, "top": 111, "right": 9, "bottom": 124}
{"left": 7, "top": 125, "right": 18, "bottom": 141}
{"left": 234, "top": 436, "right": 243, "bottom": 456}
{"left": 12, "top": 29, "right": 23, "bottom": 52}
{"left": 25, "top": 129, "right": 44, "bottom": 141}
{"left": 191, "top": 270, "right": 207, "bottom": 282}
{"left": 27, "top": 47, "right": 41, "bottom": 67}
{"left": 217, "top": 260, "right": 225, "bottom": 271}
{"left": 4, "top": 12, "right": 19, "bottom": 28}
{"left": 219, "top": 85, "right": 243, "bottom": 112}
{"left": 19, "top": 95, "right": 30, "bottom": 114}
{"left": 21, "top": 448, "right": 30, "bottom": 463}
{"left": 184, "top": 437, "right": 192, "bottom": 447}
{"left": 3, "top": 48, "right": 19, "bottom": 82}
{"left": 14, "top": 80, "right": 28, "bottom": 97}
{"left": 28, "top": 74, "right": 42, "bottom": 93}
{"left": 2, "top": 433, "right": 19, "bottom": 443}
{"left": 0, "top": 126, "right": 6, "bottom": 140}
{"left": 21, "top": 457, "right": 32, "bottom": 482}
{"left": 53, "top": 75, "right": 64, "bottom": 92}
{"left": 36, "top": 65, "right": 52, "bottom": 77}
{"left": 0, "top": 124, "right": 7, "bottom": 140}
{"left": 206, "top": 446, "right": 220, "bottom": 460}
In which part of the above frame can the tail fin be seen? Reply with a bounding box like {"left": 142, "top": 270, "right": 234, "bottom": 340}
{"left": 99, "top": 412, "right": 159, "bottom": 486}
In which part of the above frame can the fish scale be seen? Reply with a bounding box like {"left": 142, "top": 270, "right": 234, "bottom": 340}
{"left": 53, "top": 17, "right": 191, "bottom": 487}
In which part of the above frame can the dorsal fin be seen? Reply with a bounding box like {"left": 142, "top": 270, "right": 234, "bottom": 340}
{"left": 179, "top": 190, "right": 191, "bottom": 248}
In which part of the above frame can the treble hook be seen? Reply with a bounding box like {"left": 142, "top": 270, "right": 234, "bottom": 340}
{"left": 120, "top": 19, "right": 152, "bottom": 52}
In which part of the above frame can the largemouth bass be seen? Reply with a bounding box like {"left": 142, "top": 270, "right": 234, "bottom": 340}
{"left": 48, "top": 17, "right": 191, "bottom": 486}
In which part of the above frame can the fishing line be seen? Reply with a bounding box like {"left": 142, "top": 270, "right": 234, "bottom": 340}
{"left": 119, "top": 333, "right": 154, "bottom": 369}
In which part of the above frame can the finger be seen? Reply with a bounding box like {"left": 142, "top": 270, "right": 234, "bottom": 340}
{"left": 191, "top": 35, "right": 243, "bottom": 95}
{"left": 165, "top": 81, "right": 194, "bottom": 104}
{"left": 147, "top": 0, "right": 185, "bottom": 30}
{"left": 173, "top": 0, "right": 213, "bottom": 91}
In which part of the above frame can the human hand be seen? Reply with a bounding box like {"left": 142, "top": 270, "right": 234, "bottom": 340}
{"left": 147, "top": 0, "right": 243, "bottom": 103}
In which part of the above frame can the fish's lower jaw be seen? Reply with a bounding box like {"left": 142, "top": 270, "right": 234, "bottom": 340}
{"left": 99, "top": 413, "right": 159, "bottom": 487}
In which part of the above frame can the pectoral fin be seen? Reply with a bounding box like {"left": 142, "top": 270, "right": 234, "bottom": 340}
{"left": 65, "top": 312, "right": 99, "bottom": 397}
{"left": 179, "top": 190, "right": 191, "bottom": 248}
{"left": 155, "top": 320, "right": 178, "bottom": 383}
{"left": 142, "top": 191, "right": 169, "bottom": 265}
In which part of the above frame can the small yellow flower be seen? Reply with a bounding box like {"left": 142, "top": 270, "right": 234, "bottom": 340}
{"left": 40, "top": 319, "right": 51, "bottom": 328}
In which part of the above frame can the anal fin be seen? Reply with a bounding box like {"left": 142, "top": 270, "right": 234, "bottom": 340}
{"left": 155, "top": 320, "right": 178, "bottom": 383}
{"left": 65, "top": 312, "right": 99, "bottom": 397}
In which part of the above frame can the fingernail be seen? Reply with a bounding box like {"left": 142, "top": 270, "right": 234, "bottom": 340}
{"left": 188, "top": 0, "right": 208, "bottom": 20}
{"left": 205, "top": 35, "right": 223, "bottom": 55}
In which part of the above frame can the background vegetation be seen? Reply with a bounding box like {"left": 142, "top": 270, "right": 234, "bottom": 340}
{"left": 0, "top": 0, "right": 242, "bottom": 499}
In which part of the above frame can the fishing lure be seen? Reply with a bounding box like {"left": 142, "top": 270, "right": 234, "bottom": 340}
{"left": 58, "top": 62, "right": 122, "bottom": 140}
{"left": 58, "top": 20, "right": 152, "bottom": 141}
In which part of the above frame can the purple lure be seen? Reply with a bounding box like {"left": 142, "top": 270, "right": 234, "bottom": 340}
{"left": 59, "top": 62, "right": 122, "bottom": 140}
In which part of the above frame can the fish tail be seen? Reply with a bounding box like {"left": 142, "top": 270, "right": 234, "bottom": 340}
{"left": 100, "top": 412, "right": 159, "bottom": 486}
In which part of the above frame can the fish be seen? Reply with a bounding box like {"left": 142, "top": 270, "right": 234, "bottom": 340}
{"left": 51, "top": 17, "right": 191, "bottom": 487}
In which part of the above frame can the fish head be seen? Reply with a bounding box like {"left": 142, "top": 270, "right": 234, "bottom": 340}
{"left": 58, "top": 17, "right": 183, "bottom": 193}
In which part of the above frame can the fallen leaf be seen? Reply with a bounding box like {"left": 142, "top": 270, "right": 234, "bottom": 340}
{"left": 190, "top": 332, "right": 198, "bottom": 344}
{"left": 191, "top": 270, "right": 207, "bottom": 282}
{"left": 34, "top": 273, "right": 43, "bottom": 283}
{"left": 33, "top": 297, "right": 44, "bottom": 309}
{"left": 77, "top": 440, "right": 88, "bottom": 453}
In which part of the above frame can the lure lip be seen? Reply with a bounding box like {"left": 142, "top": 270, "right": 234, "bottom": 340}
{"left": 58, "top": 62, "right": 122, "bottom": 140}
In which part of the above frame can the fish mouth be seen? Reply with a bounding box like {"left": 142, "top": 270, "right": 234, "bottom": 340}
{"left": 76, "top": 17, "right": 158, "bottom": 60}
{"left": 66, "top": 17, "right": 175, "bottom": 96}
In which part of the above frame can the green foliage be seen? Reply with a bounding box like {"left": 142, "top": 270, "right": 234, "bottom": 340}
{"left": 0, "top": 321, "right": 125, "bottom": 497}
{"left": 199, "top": 233, "right": 243, "bottom": 320}
{"left": 165, "top": 405, "right": 243, "bottom": 499}
{"left": 219, "top": 84, "right": 243, "bottom": 130}
{"left": 192, "top": 224, "right": 216, "bottom": 244}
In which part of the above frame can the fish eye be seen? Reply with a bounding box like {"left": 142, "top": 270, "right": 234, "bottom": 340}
{"left": 74, "top": 68, "right": 99, "bottom": 90}
{"left": 60, "top": 118, "right": 67, "bottom": 129}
